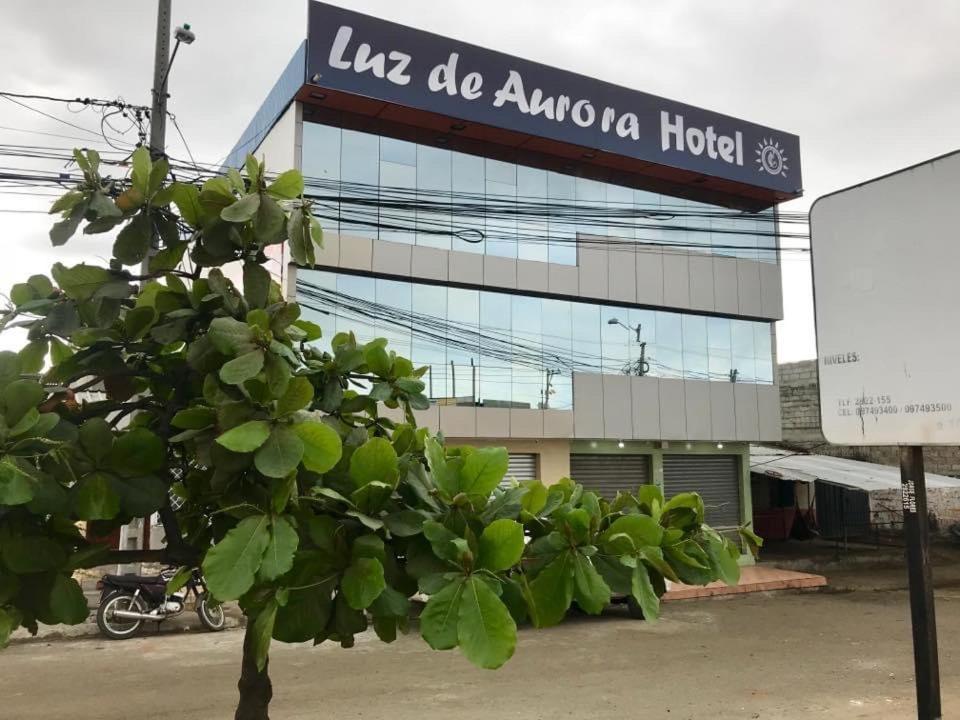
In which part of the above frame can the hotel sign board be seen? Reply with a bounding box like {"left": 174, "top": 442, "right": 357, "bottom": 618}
{"left": 810, "top": 151, "right": 960, "bottom": 445}
{"left": 305, "top": 1, "right": 802, "bottom": 196}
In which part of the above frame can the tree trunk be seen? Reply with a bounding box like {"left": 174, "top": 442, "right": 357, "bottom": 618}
{"left": 235, "top": 621, "right": 273, "bottom": 720}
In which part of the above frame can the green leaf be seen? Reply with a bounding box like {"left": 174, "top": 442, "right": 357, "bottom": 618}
{"left": 477, "top": 519, "right": 524, "bottom": 572}
{"left": 2, "top": 379, "right": 44, "bottom": 426}
{"left": 572, "top": 552, "right": 611, "bottom": 615}
{"left": 171, "top": 182, "right": 204, "bottom": 228}
{"left": 49, "top": 574, "right": 90, "bottom": 625}
{"left": 425, "top": 437, "right": 458, "bottom": 497}
{"left": 254, "top": 426, "right": 304, "bottom": 478}
{"left": 459, "top": 447, "right": 509, "bottom": 497}
{"left": 113, "top": 211, "right": 153, "bottom": 265}
{"left": 286, "top": 211, "right": 308, "bottom": 265}
{"left": 243, "top": 261, "right": 271, "bottom": 309}
{"left": 221, "top": 193, "right": 261, "bottom": 222}
{"left": 202, "top": 514, "right": 271, "bottom": 600}
{"left": 420, "top": 578, "right": 465, "bottom": 651}
{"left": 364, "top": 344, "right": 391, "bottom": 377}
{"left": 8, "top": 407, "right": 40, "bottom": 437}
{"left": 267, "top": 169, "right": 304, "bottom": 199}
{"left": 520, "top": 480, "right": 548, "bottom": 514}
{"left": 254, "top": 194, "right": 286, "bottom": 243}
{"left": 273, "top": 580, "right": 334, "bottom": 643}
{"left": 738, "top": 524, "right": 764, "bottom": 559}
{"left": 349, "top": 437, "right": 398, "bottom": 488}
{"left": 165, "top": 567, "right": 193, "bottom": 595}
{"left": 124, "top": 306, "right": 157, "bottom": 341}
{"left": 220, "top": 349, "right": 265, "bottom": 386}
{"left": 0, "top": 351, "right": 21, "bottom": 387}
{"left": 18, "top": 340, "right": 47, "bottom": 374}
{"left": 148, "top": 155, "right": 169, "bottom": 195}
{"left": 2, "top": 536, "right": 66, "bottom": 573}
{"left": 458, "top": 575, "right": 516, "bottom": 669}
{"left": 207, "top": 316, "right": 256, "bottom": 355}
{"left": 292, "top": 319, "right": 322, "bottom": 342}
{"left": 109, "top": 474, "right": 168, "bottom": 516}
{"left": 51, "top": 263, "right": 112, "bottom": 301}
{"left": 216, "top": 420, "right": 271, "bottom": 453}
{"left": 0, "top": 458, "right": 36, "bottom": 505}
{"left": 73, "top": 472, "right": 121, "bottom": 520}
{"left": 131, "top": 146, "right": 151, "bottom": 195}
{"left": 293, "top": 421, "right": 342, "bottom": 474}
{"left": 108, "top": 428, "right": 165, "bottom": 476}
{"left": 351, "top": 481, "right": 393, "bottom": 515}
{"left": 0, "top": 608, "right": 18, "bottom": 649}
{"left": 601, "top": 514, "right": 663, "bottom": 551}
{"left": 171, "top": 406, "right": 216, "bottom": 430}
{"left": 704, "top": 535, "right": 741, "bottom": 586}
{"left": 78, "top": 418, "right": 113, "bottom": 464}
{"left": 258, "top": 516, "right": 299, "bottom": 581}
{"left": 422, "top": 521, "right": 466, "bottom": 565}
{"left": 341, "top": 557, "right": 386, "bottom": 610}
{"left": 528, "top": 550, "right": 574, "bottom": 628}
{"left": 276, "top": 375, "right": 313, "bottom": 415}
{"left": 630, "top": 562, "right": 660, "bottom": 621}
{"left": 383, "top": 510, "right": 426, "bottom": 538}
{"left": 263, "top": 353, "right": 291, "bottom": 398}
{"left": 49, "top": 201, "right": 86, "bottom": 245}
{"left": 252, "top": 600, "right": 278, "bottom": 672}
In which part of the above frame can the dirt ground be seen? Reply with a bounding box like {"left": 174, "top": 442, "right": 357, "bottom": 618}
{"left": 3, "top": 552, "right": 960, "bottom": 720}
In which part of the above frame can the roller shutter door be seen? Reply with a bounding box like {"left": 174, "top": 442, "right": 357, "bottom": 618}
{"left": 569, "top": 454, "right": 650, "bottom": 499}
{"left": 663, "top": 455, "right": 741, "bottom": 528}
{"left": 504, "top": 453, "right": 537, "bottom": 484}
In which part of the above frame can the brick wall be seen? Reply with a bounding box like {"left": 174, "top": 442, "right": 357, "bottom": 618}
{"left": 778, "top": 359, "right": 960, "bottom": 477}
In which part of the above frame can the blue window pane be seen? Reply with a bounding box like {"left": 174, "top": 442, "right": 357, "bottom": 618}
{"left": 485, "top": 159, "right": 517, "bottom": 259}
{"left": 340, "top": 130, "right": 379, "bottom": 239}
{"left": 411, "top": 284, "right": 447, "bottom": 398}
{"left": 517, "top": 166, "right": 548, "bottom": 262}
{"left": 547, "top": 172, "right": 576, "bottom": 265}
{"left": 380, "top": 137, "right": 416, "bottom": 166}
{"left": 451, "top": 152, "right": 485, "bottom": 255}
{"left": 682, "top": 314, "right": 709, "bottom": 381}
{"left": 479, "top": 291, "right": 512, "bottom": 407}
{"left": 416, "top": 145, "right": 452, "bottom": 250}
{"left": 707, "top": 317, "right": 732, "bottom": 382}
{"left": 654, "top": 312, "right": 683, "bottom": 378}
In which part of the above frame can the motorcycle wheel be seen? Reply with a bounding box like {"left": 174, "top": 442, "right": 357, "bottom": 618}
{"left": 96, "top": 591, "right": 147, "bottom": 640}
{"left": 196, "top": 593, "right": 226, "bottom": 632}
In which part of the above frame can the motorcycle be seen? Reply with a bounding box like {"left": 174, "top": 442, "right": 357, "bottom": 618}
{"left": 95, "top": 567, "right": 226, "bottom": 640}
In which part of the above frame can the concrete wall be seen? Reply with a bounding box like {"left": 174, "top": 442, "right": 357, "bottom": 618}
{"left": 574, "top": 373, "right": 781, "bottom": 443}
{"left": 779, "top": 359, "right": 960, "bottom": 476}
{"left": 315, "top": 232, "right": 783, "bottom": 322}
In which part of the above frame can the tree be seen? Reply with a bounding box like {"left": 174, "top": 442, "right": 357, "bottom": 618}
{"left": 0, "top": 148, "right": 760, "bottom": 719}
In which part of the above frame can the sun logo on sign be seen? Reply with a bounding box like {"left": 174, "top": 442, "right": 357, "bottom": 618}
{"left": 755, "top": 138, "right": 789, "bottom": 178}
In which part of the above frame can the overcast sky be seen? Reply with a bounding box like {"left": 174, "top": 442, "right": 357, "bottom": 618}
{"left": 2, "top": 0, "right": 959, "bottom": 360}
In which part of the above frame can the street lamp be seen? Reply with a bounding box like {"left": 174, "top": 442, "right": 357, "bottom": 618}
{"left": 607, "top": 317, "right": 642, "bottom": 342}
{"left": 607, "top": 317, "right": 649, "bottom": 376}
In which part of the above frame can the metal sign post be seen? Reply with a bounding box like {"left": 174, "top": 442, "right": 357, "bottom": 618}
{"left": 900, "top": 446, "right": 941, "bottom": 720}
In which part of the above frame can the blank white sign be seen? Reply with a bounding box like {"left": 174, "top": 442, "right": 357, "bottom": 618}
{"left": 809, "top": 150, "right": 960, "bottom": 445}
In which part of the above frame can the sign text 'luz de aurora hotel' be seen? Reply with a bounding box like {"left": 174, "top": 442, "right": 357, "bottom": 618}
{"left": 304, "top": 2, "right": 802, "bottom": 196}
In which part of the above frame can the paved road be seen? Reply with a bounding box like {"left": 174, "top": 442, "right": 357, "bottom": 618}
{"left": 3, "top": 585, "right": 959, "bottom": 719}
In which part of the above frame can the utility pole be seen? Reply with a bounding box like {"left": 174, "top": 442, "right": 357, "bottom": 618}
{"left": 140, "top": 0, "right": 172, "bottom": 277}
{"left": 149, "top": 0, "right": 171, "bottom": 161}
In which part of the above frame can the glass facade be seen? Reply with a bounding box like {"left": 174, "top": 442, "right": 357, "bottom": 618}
{"left": 301, "top": 122, "right": 778, "bottom": 264}
{"left": 297, "top": 269, "right": 775, "bottom": 412}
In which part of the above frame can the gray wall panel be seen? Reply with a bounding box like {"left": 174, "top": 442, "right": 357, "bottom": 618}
{"left": 573, "top": 372, "right": 605, "bottom": 437}
{"left": 684, "top": 381, "right": 713, "bottom": 440}
{"left": 658, "top": 379, "right": 687, "bottom": 440}
{"left": 709, "top": 383, "right": 737, "bottom": 440}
